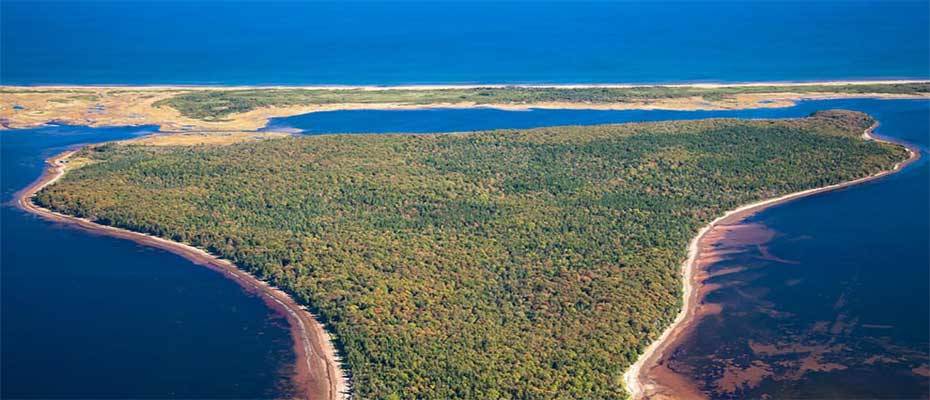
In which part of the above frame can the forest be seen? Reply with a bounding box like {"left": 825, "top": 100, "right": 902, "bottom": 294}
{"left": 152, "top": 82, "right": 930, "bottom": 120}
{"left": 36, "top": 110, "right": 907, "bottom": 399}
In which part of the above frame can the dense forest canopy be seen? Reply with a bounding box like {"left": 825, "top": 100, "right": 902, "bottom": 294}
{"left": 37, "top": 110, "right": 907, "bottom": 399}
{"left": 152, "top": 83, "right": 930, "bottom": 120}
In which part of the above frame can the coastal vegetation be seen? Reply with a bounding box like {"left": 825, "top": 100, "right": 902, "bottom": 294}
{"left": 3, "top": 82, "right": 928, "bottom": 132}
{"left": 125, "top": 131, "right": 289, "bottom": 146}
{"left": 36, "top": 111, "right": 907, "bottom": 399}
{"left": 153, "top": 82, "right": 930, "bottom": 120}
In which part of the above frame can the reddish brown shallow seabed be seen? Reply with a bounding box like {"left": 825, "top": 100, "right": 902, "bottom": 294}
{"left": 626, "top": 123, "right": 921, "bottom": 400}
{"left": 16, "top": 150, "right": 349, "bottom": 400}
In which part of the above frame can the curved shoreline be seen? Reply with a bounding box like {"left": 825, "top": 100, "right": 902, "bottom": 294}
{"left": 622, "top": 122, "right": 921, "bottom": 399}
{"left": 11, "top": 116, "right": 919, "bottom": 400}
{"left": 15, "top": 150, "right": 349, "bottom": 400}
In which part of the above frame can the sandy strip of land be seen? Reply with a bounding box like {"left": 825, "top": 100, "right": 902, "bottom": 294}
{"left": 3, "top": 80, "right": 928, "bottom": 132}
{"left": 4, "top": 79, "right": 928, "bottom": 91}
{"left": 622, "top": 123, "right": 921, "bottom": 400}
{"left": 15, "top": 150, "right": 349, "bottom": 400}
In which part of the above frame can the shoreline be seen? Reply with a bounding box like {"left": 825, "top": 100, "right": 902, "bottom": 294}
{"left": 8, "top": 106, "right": 924, "bottom": 400}
{"left": 15, "top": 150, "right": 349, "bottom": 400}
{"left": 3, "top": 80, "right": 928, "bottom": 132}
{"left": 2, "top": 79, "right": 928, "bottom": 91}
{"left": 622, "top": 122, "right": 921, "bottom": 399}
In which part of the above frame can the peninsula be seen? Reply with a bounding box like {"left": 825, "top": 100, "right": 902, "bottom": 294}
{"left": 27, "top": 109, "right": 909, "bottom": 398}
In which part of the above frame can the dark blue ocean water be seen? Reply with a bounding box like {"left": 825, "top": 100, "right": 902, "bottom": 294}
{"left": 2, "top": 99, "right": 926, "bottom": 398}
{"left": 1, "top": 126, "right": 297, "bottom": 398}
{"left": 2, "top": 1, "right": 929, "bottom": 85}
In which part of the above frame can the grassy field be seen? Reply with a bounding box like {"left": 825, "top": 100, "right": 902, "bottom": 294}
{"left": 37, "top": 111, "right": 907, "bottom": 399}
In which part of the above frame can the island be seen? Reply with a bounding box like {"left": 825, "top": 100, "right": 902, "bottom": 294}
{"left": 23, "top": 107, "right": 911, "bottom": 399}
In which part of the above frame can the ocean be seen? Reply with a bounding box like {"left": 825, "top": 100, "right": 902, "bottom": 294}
{"left": 2, "top": 1, "right": 929, "bottom": 85}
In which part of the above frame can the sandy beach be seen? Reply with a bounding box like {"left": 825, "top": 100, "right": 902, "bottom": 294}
{"left": 15, "top": 150, "right": 349, "bottom": 400}
{"left": 4, "top": 79, "right": 928, "bottom": 91}
{"left": 622, "top": 122, "right": 921, "bottom": 400}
